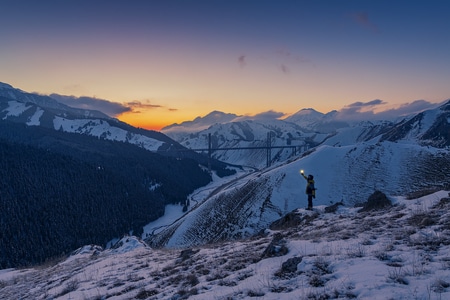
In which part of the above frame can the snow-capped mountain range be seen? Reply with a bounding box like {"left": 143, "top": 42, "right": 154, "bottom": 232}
{"left": 162, "top": 101, "right": 450, "bottom": 169}
{"left": 147, "top": 126, "right": 450, "bottom": 250}
{"left": 145, "top": 100, "right": 450, "bottom": 252}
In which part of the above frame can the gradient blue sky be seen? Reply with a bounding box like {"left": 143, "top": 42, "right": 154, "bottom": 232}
{"left": 1, "top": 0, "right": 449, "bottom": 129}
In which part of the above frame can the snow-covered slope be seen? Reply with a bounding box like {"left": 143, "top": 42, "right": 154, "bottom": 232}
{"left": 147, "top": 138, "right": 450, "bottom": 250}
{"left": 381, "top": 100, "right": 450, "bottom": 147}
{"left": 2, "top": 190, "right": 450, "bottom": 300}
{"left": 0, "top": 82, "right": 177, "bottom": 152}
{"left": 0, "top": 82, "right": 109, "bottom": 119}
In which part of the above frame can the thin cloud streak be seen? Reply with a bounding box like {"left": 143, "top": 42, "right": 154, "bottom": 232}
{"left": 49, "top": 94, "right": 170, "bottom": 117}
{"left": 235, "top": 110, "right": 286, "bottom": 122}
{"left": 50, "top": 94, "right": 131, "bottom": 116}
{"left": 335, "top": 99, "right": 442, "bottom": 121}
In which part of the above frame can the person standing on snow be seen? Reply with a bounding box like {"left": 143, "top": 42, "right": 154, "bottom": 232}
{"left": 300, "top": 170, "right": 316, "bottom": 210}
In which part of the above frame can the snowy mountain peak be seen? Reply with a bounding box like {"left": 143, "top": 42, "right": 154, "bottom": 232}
{"left": 294, "top": 107, "right": 322, "bottom": 115}
{"left": 284, "top": 108, "right": 325, "bottom": 127}
{"left": 192, "top": 110, "right": 239, "bottom": 125}
{"left": 163, "top": 110, "right": 239, "bottom": 131}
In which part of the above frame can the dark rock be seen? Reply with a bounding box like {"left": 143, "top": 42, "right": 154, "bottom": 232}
{"left": 269, "top": 211, "right": 301, "bottom": 230}
{"left": 359, "top": 191, "right": 392, "bottom": 212}
{"left": 261, "top": 233, "right": 289, "bottom": 258}
{"left": 178, "top": 248, "right": 199, "bottom": 261}
{"left": 325, "top": 202, "right": 344, "bottom": 213}
{"left": 281, "top": 256, "right": 303, "bottom": 273}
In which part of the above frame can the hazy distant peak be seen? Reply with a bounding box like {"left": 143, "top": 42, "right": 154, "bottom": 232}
{"left": 162, "top": 110, "right": 239, "bottom": 131}
{"left": 299, "top": 107, "right": 320, "bottom": 113}
{"left": 199, "top": 110, "right": 239, "bottom": 123}
{"left": 285, "top": 107, "right": 324, "bottom": 122}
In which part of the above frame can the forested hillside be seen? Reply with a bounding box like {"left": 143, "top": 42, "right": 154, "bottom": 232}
{"left": 0, "top": 122, "right": 213, "bottom": 268}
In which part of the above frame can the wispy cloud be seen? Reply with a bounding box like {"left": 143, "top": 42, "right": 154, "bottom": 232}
{"left": 124, "top": 100, "right": 162, "bottom": 113}
{"left": 378, "top": 100, "right": 443, "bottom": 118}
{"left": 50, "top": 94, "right": 131, "bottom": 116}
{"left": 274, "top": 48, "right": 311, "bottom": 64}
{"left": 335, "top": 99, "right": 441, "bottom": 121}
{"left": 239, "top": 48, "right": 312, "bottom": 75}
{"left": 280, "top": 64, "right": 290, "bottom": 75}
{"left": 238, "top": 55, "right": 246, "bottom": 68}
{"left": 236, "top": 110, "right": 286, "bottom": 121}
{"left": 349, "top": 12, "right": 379, "bottom": 33}
{"left": 348, "top": 99, "right": 386, "bottom": 107}
{"left": 274, "top": 48, "right": 311, "bottom": 75}
{"left": 50, "top": 94, "right": 171, "bottom": 117}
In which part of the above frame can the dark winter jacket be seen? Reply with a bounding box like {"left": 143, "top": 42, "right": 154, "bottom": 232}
{"left": 301, "top": 173, "right": 316, "bottom": 196}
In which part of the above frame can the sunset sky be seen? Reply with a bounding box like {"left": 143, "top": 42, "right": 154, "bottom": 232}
{"left": 1, "top": 0, "right": 450, "bottom": 130}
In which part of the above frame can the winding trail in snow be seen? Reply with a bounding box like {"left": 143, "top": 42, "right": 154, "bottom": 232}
{"left": 146, "top": 166, "right": 259, "bottom": 237}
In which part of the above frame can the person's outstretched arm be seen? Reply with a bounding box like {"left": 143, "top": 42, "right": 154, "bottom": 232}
{"left": 300, "top": 172, "right": 308, "bottom": 181}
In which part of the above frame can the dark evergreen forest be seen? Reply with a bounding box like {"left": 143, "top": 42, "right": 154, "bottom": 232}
{"left": 0, "top": 122, "right": 215, "bottom": 268}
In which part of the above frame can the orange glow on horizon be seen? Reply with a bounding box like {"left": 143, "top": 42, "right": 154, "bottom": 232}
{"left": 118, "top": 114, "right": 167, "bottom": 132}
{"left": 122, "top": 120, "right": 165, "bottom": 131}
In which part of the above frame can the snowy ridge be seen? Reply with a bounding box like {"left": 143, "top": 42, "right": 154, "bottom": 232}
{"left": 0, "top": 82, "right": 109, "bottom": 119}
{"left": 53, "top": 117, "right": 164, "bottom": 151}
{"left": 381, "top": 101, "right": 450, "bottom": 147}
{"left": 0, "top": 99, "right": 165, "bottom": 151}
{"left": 0, "top": 83, "right": 177, "bottom": 152}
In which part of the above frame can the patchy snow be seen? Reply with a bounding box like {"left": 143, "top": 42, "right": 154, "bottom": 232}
{"left": 1, "top": 191, "right": 449, "bottom": 299}
{"left": 420, "top": 108, "right": 442, "bottom": 134}
{"left": 26, "top": 107, "right": 44, "bottom": 126}
{"left": 2, "top": 101, "right": 32, "bottom": 119}
{"left": 53, "top": 116, "right": 164, "bottom": 151}
{"left": 110, "top": 236, "right": 148, "bottom": 254}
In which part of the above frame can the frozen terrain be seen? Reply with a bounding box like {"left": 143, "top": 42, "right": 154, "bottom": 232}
{"left": 1, "top": 191, "right": 449, "bottom": 299}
